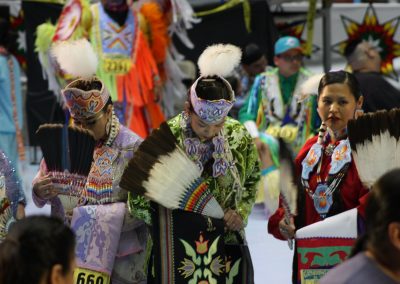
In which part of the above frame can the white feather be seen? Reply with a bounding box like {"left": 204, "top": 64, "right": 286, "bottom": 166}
{"left": 51, "top": 39, "right": 98, "bottom": 78}
{"left": 197, "top": 44, "right": 242, "bottom": 77}
{"left": 143, "top": 147, "right": 224, "bottom": 219}
{"left": 352, "top": 130, "right": 400, "bottom": 188}
{"left": 262, "top": 171, "right": 280, "bottom": 215}
{"left": 296, "top": 73, "right": 324, "bottom": 102}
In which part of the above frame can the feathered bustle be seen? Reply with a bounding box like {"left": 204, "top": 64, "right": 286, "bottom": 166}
{"left": 296, "top": 73, "right": 324, "bottom": 102}
{"left": 197, "top": 44, "right": 242, "bottom": 77}
{"left": 51, "top": 39, "right": 98, "bottom": 78}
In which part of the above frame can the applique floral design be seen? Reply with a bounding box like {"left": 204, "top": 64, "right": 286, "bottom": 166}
{"left": 330, "top": 140, "right": 351, "bottom": 175}
{"left": 301, "top": 144, "right": 322, "bottom": 180}
{"left": 195, "top": 234, "right": 209, "bottom": 254}
{"left": 178, "top": 233, "right": 225, "bottom": 283}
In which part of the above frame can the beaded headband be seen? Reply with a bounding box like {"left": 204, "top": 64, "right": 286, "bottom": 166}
{"left": 62, "top": 77, "right": 110, "bottom": 120}
{"left": 190, "top": 76, "right": 235, "bottom": 125}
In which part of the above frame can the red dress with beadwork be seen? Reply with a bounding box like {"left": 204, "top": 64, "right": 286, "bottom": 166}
{"left": 268, "top": 135, "right": 369, "bottom": 240}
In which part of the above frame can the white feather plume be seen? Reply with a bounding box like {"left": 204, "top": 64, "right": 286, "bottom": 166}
{"left": 348, "top": 109, "right": 400, "bottom": 189}
{"left": 51, "top": 39, "right": 98, "bottom": 78}
{"left": 197, "top": 44, "right": 242, "bottom": 77}
{"left": 296, "top": 73, "right": 324, "bottom": 102}
{"left": 143, "top": 147, "right": 224, "bottom": 219}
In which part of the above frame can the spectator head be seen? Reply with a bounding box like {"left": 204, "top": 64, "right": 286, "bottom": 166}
{"left": 345, "top": 39, "right": 381, "bottom": 73}
{"left": 241, "top": 43, "right": 267, "bottom": 77}
{"left": 365, "top": 169, "right": 400, "bottom": 272}
{"left": 0, "top": 215, "right": 76, "bottom": 284}
{"left": 274, "top": 36, "right": 304, "bottom": 77}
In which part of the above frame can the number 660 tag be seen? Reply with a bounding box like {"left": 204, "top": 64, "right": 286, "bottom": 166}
{"left": 74, "top": 267, "right": 110, "bottom": 284}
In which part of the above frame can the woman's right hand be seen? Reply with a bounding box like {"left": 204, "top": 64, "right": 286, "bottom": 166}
{"left": 33, "top": 175, "right": 58, "bottom": 200}
{"left": 278, "top": 217, "right": 296, "bottom": 240}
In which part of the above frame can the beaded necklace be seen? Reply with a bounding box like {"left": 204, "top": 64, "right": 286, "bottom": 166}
{"left": 301, "top": 123, "right": 352, "bottom": 218}
{"left": 180, "top": 113, "right": 244, "bottom": 208}
{"left": 180, "top": 112, "right": 229, "bottom": 178}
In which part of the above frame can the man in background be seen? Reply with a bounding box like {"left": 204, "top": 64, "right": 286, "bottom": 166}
{"left": 345, "top": 39, "right": 400, "bottom": 113}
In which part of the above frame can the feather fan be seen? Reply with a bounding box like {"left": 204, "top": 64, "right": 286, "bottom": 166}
{"left": 347, "top": 108, "right": 400, "bottom": 188}
{"left": 120, "top": 122, "right": 224, "bottom": 219}
{"left": 51, "top": 39, "right": 98, "bottom": 78}
{"left": 197, "top": 44, "right": 241, "bottom": 77}
{"left": 36, "top": 124, "right": 96, "bottom": 196}
{"left": 279, "top": 138, "right": 299, "bottom": 249}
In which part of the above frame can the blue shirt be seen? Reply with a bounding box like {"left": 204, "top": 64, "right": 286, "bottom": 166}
{"left": 0, "top": 55, "right": 23, "bottom": 134}
{"left": 320, "top": 252, "right": 398, "bottom": 284}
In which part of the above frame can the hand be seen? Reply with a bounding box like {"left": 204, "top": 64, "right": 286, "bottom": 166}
{"left": 254, "top": 138, "right": 274, "bottom": 169}
{"left": 224, "top": 209, "right": 244, "bottom": 232}
{"left": 278, "top": 217, "right": 296, "bottom": 240}
{"left": 33, "top": 174, "right": 59, "bottom": 200}
{"left": 16, "top": 204, "right": 25, "bottom": 220}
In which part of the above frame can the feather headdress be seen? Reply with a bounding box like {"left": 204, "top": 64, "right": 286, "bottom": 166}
{"left": 197, "top": 43, "right": 242, "bottom": 77}
{"left": 51, "top": 39, "right": 98, "bottom": 78}
{"left": 120, "top": 122, "right": 224, "bottom": 219}
{"left": 190, "top": 44, "right": 241, "bottom": 124}
{"left": 347, "top": 108, "right": 400, "bottom": 189}
{"left": 36, "top": 124, "right": 96, "bottom": 197}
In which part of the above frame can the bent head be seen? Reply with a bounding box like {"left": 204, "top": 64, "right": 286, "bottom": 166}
{"left": 63, "top": 78, "right": 115, "bottom": 142}
{"left": 185, "top": 77, "right": 233, "bottom": 141}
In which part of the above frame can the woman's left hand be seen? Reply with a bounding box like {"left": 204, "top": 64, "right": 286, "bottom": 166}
{"left": 224, "top": 209, "right": 244, "bottom": 231}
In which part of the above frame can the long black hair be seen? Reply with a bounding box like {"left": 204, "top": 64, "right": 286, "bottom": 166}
{"left": 0, "top": 216, "right": 76, "bottom": 284}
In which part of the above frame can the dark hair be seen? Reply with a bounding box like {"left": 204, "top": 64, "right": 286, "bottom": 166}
{"left": 0, "top": 216, "right": 76, "bottom": 284}
{"left": 103, "top": 96, "right": 113, "bottom": 112}
{"left": 187, "top": 76, "right": 231, "bottom": 111}
{"left": 242, "top": 43, "right": 264, "bottom": 65}
{"left": 318, "top": 70, "right": 361, "bottom": 101}
{"left": 366, "top": 169, "right": 400, "bottom": 253}
{"left": 344, "top": 39, "right": 363, "bottom": 59}
{"left": 0, "top": 18, "right": 10, "bottom": 48}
